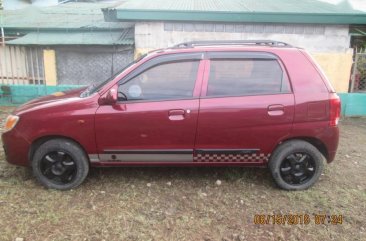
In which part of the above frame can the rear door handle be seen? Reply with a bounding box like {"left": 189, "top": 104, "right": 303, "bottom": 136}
{"left": 267, "top": 104, "right": 285, "bottom": 116}
{"left": 168, "top": 109, "right": 186, "bottom": 120}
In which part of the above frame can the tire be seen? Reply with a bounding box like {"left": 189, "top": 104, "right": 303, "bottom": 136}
{"left": 269, "top": 140, "right": 325, "bottom": 191}
{"left": 32, "top": 138, "right": 89, "bottom": 190}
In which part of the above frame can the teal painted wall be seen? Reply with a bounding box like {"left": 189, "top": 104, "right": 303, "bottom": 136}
{"left": 339, "top": 93, "right": 366, "bottom": 117}
{"left": 0, "top": 85, "right": 365, "bottom": 117}
{"left": 0, "top": 85, "right": 84, "bottom": 105}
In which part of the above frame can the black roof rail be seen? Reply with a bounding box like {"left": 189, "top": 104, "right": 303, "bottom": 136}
{"left": 172, "top": 40, "right": 292, "bottom": 48}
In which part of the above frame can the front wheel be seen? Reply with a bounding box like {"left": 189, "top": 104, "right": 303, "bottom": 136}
{"left": 32, "top": 139, "right": 89, "bottom": 190}
{"left": 269, "top": 140, "right": 325, "bottom": 191}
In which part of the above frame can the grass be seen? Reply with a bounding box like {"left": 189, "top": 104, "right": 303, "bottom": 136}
{"left": 0, "top": 106, "right": 365, "bottom": 240}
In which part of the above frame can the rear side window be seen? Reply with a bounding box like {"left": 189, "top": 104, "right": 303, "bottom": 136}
{"left": 207, "top": 59, "right": 290, "bottom": 97}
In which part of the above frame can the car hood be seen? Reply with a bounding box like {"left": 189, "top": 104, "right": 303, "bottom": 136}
{"left": 13, "top": 87, "right": 88, "bottom": 115}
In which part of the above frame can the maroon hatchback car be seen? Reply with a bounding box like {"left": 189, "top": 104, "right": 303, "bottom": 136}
{"left": 2, "top": 40, "right": 340, "bottom": 190}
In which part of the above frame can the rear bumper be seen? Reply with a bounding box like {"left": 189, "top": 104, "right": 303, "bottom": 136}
{"left": 327, "top": 151, "right": 337, "bottom": 163}
{"left": 324, "top": 126, "right": 339, "bottom": 163}
{"left": 2, "top": 129, "right": 31, "bottom": 166}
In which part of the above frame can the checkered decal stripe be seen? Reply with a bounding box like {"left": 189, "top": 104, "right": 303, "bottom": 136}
{"left": 193, "top": 153, "right": 270, "bottom": 162}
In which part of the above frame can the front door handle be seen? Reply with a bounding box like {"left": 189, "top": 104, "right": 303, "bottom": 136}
{"left": 168, "top": 109, "right": 186, "bottom": 120}
{"left": 267, "top": 104, "right": 285, "bottom": 116}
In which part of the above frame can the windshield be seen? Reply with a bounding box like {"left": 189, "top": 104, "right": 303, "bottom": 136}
{"left": 80, "top": 54, "right": 147, "bottom": 98}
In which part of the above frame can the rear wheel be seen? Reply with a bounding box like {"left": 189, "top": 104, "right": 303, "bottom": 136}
{"left": 269, "top": 140, "right": 325, "bottom": 190}
{"left": 32, "top": 139, "right": 89, "bottom": 190}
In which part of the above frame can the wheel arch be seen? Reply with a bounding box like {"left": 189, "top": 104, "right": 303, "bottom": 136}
{"left": 273, "top": 137, "right": 329, "bottom": 162}
{"left": 28, "top": 135, "right": 90, "bottom": 164}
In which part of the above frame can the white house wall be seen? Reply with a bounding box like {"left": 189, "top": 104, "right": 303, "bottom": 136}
{"left": 135, "top": 22, "right": 353, "bottom": 93}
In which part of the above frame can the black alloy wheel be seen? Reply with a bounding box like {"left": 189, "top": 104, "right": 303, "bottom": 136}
{"left": 279, "top": 152, "right": 316, "bottom": 185}
{"left": 269, "top": 140, "right": 324, "bottom": 190}
{"left": 32, "top": 138, "right": 89, "bottom": 190}
{"left": 40, "top": 151, "right": 77, "bottom": 185}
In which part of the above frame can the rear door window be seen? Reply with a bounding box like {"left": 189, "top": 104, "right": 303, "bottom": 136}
{"left": 207, "top": 58, "right": 290, "bottom": 97}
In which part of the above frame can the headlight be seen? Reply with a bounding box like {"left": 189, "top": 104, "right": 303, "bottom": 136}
{"left": 4, "top": 115, "right": 19, "bottom": 132}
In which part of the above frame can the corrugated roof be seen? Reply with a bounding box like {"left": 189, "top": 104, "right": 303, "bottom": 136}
{"left": 6, "top": 29, "right": 134, "bottom": 45}
{"left": 115, "top": 0, "right": 357, "bottom": 13}
{"left": 2, "top": 2, "right": 132, "bottom": 30}
{"left": 104, "top": 0, "right": 366, "bottom": 24}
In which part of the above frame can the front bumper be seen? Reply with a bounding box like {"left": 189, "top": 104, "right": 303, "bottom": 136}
{"left": 2, "top": 129, "right": 31, "bottom": 166}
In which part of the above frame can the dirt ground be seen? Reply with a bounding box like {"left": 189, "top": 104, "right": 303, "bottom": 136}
{"left": 0, "top": 106, "right": 365, "bottom": 241}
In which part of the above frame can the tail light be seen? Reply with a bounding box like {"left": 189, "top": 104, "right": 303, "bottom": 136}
{"left": 329, "top": 93, "right": 341, "bottom": 126}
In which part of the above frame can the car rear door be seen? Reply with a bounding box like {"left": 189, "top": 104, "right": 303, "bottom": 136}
{"left": 194, "top": 51, "right": 295, "bottom": 164}
{"left": 95, "top": 53, "right": 204, "bottom": 163}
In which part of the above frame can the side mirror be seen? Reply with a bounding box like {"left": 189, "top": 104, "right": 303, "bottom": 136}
{"left": 106, "top": 88, "right": 117, "bottom": 104}
{"left": 99, "top": 88, "right": 117, "bottom": 105}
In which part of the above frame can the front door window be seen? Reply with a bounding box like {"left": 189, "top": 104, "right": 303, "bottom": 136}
{"left": 118, "top": 60, "right": 200, "bottom": 101}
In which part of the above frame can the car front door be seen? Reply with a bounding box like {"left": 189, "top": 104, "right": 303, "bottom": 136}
{"left": 194, "top": 52, "right": 295, "bottom": 164}
{"left": 95, "top": 53, "right": 204, "bottom": 163}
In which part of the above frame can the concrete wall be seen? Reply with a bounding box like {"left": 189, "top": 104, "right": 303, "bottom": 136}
{"left": 135, "top": 22, "right": 353, "bottom": 93}
{"left": 135, "top": 22, "right": 350, "bottom": 52}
